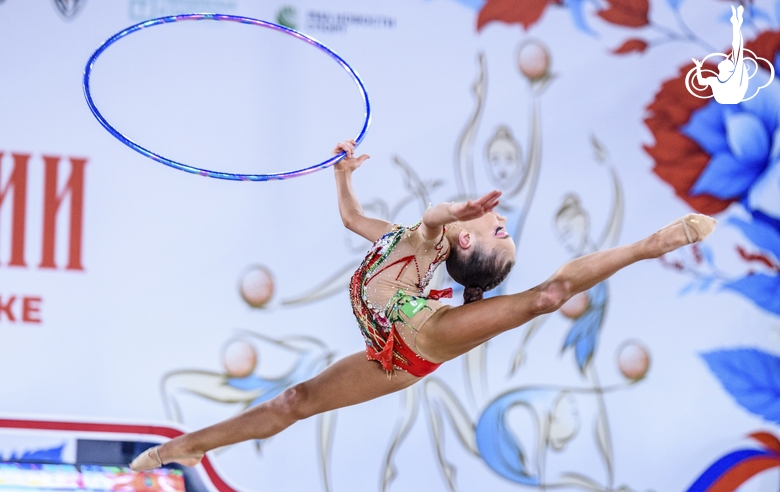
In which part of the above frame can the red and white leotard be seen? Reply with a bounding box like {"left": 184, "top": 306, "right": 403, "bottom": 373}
{"left": 349, "top": 222, "right": 451, "bottom": 377}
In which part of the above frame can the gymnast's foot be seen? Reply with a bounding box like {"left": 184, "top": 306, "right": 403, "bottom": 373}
{"left": 129, "top": 441, "right": 203, "bottom": 471}
{"left": 652, "top": 213, "right": 717, "bottom": 256}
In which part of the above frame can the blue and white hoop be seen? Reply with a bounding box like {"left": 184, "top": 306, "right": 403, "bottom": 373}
{"left": 83, "top": 13, "right": 371, "bottom": 181}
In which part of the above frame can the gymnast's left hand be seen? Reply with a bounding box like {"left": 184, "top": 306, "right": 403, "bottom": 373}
{"left": 449, "top": 190, "right": 502, "bottom": 221}
{"left": 333, "top": 139, "right": 369, "bottom": 173}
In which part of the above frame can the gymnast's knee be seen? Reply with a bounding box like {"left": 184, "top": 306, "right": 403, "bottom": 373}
{"left": 274, "top": 383, "right": 314, "bottom": 422}
{"left": 533, "top": 279, "right": 571, "bottom": 314}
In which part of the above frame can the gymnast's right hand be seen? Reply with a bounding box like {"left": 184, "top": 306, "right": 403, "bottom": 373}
{"left": 333, "top": 139, "right": 370, "bottom": 173}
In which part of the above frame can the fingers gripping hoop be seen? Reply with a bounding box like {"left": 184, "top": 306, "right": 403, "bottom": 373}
{"left": 83, "top": 13, "right": 372, "bottom": 181}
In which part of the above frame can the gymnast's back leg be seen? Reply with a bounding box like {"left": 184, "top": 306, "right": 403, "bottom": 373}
{"left": 131, "top": 352, "right": 419, "bottom": 470}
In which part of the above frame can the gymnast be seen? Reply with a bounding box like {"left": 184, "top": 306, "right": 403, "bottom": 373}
{"left": 130, "top": 139, "right": 716, "bottom": 471}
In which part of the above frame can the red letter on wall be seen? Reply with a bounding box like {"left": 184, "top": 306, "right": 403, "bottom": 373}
{"left": 0, "top": 296, "right": 16, "bottom": 322}
{"left": 0, "top": 153, "right": 29, "bottom": 267}
{"left": 22, "top": 297, "right": 42, "bottom": 323}
{"left": 39, "top": 156, "right": 87, "bottom": 270}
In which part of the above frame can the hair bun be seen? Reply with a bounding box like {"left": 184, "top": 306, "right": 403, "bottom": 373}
{"left": 463, "top": 286, "right": 484, "bottom": 304}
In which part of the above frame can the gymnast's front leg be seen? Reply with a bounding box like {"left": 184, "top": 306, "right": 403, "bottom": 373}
{"left": 130, "top": 352, "right": 420, "bottom": 470}
{"left": 415, "top": 214, "right": 717, "bottom": 363}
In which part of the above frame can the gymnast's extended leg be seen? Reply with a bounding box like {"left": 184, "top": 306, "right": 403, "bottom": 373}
{"left": 416, "top": 215, "right": 715, "bottom": 363}
{"left": 131, "top": 353, "right": 420, "bottom": 470}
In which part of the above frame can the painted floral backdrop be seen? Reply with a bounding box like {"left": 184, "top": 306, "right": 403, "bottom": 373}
{"left": 1, "top": 0, "right": 779, "bottom": 491}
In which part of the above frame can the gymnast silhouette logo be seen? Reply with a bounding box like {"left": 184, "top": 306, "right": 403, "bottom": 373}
{"left": 686, "top": 6, "right": 774, "bottom": 104}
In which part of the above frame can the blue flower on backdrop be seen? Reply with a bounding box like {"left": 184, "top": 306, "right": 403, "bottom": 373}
{"left": 679, "top": 62, "right": 780, "bottom": 315}
{"left": 681, "top": 63, "right": 780, "bottom": 231}
{"left": 646, "top": 30, "right": 780, "bottom": 316}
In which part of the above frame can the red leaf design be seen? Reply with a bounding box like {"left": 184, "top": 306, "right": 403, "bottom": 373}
{"left": 597, "top": 0, "right": 649, "bottom": 27}
{"left": 750, "top": 432, "right": 780, "bottom": 454}
{"left": 737, "top": 246, "right": 780, "bottom": 272}
{"left": 612, "top": 38, "right": 648, "bottom": 54}
{"left": 692, "top": 243, "right": 703, "bottom": 263}
{"left": 477, "top": 0, "right": 560, "bottom": 31}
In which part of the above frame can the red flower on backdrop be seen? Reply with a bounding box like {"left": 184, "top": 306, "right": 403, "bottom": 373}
{"left": 644, "top": 62, "right": 722, "bottom": 213}
{"left": 597, "top": 0, "right": 649, "bottom": 27}
{"left": 476, "top": 0, "right": 648, "bottom": 31}
{"left": 477, "top": 0, "right": 562, "bottom": 31}
{"left": 644, "top": 30, "right": 780, "bottom": 214}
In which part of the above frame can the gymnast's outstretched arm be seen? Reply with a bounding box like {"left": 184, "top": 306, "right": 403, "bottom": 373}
{"left": 332, "top": 140, "right": 392, "bottom": 242}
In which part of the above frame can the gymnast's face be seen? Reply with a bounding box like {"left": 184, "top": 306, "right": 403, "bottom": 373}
{"left": 459, "top": 211, "right": 516, "bottom": 260}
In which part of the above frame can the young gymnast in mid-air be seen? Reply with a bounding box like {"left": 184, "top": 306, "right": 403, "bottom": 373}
{"left": 130, "top": 139, "right": 716, "bottom": 471}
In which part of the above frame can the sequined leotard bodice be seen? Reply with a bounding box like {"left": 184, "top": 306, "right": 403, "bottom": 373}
{"left": 349, "top": 222, "right": 451, "bottom": 376}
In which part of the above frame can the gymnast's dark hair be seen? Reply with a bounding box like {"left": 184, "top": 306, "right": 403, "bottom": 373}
{"left": 446, "top": 244, "right": 515, "bottom": 304}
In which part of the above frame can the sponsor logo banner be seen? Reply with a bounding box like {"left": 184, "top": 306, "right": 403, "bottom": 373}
{"left": 277, "top": 5, "right": 396, "bottom": 33}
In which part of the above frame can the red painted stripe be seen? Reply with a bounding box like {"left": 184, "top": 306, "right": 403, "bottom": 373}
{"left": 708, "top": 456, "right": 780, "bottom": 492}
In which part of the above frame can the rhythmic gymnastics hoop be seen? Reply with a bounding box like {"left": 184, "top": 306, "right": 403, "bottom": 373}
{"left": 83, "top": 13, "right": 371, "bottom": 181}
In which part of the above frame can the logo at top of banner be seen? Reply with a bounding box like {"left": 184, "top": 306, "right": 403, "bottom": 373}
{"left": 51, "top": 0, "right": 86, "bottom": 19}
{"left": 275, "top": 5, "right": 396, "bottom": 33}
{"left": 685, "top": 5, "right": 775, "bottom": 104}
{"left": 276, "top": 5, "right": 297, "bottom": 29}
